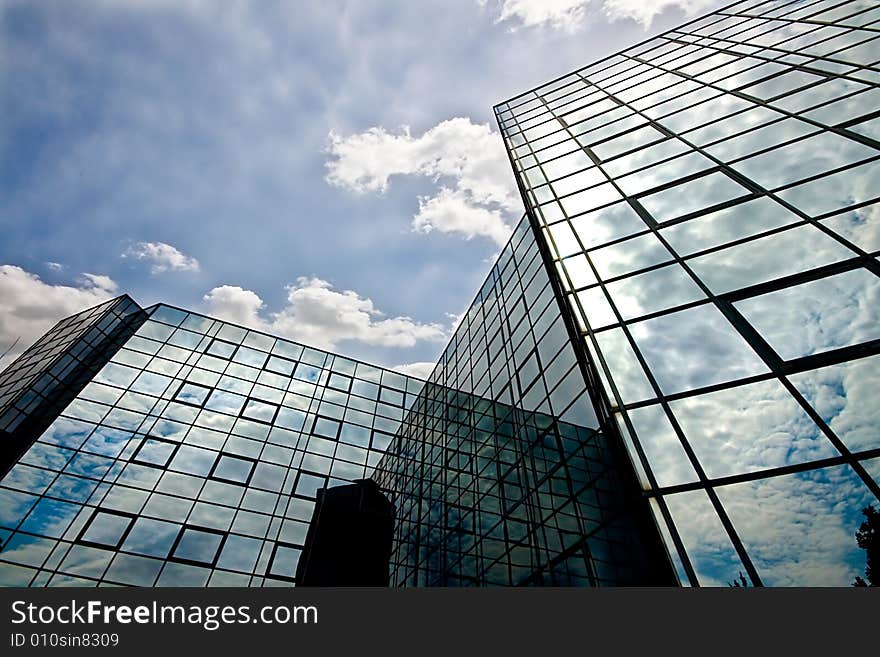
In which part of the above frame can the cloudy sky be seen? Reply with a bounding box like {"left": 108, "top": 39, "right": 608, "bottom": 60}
{"left": 0, "top": 0, "right": 726, "bottom": 376}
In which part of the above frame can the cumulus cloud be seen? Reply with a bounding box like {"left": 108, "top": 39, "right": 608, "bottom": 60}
{"left": 413, "top": 188, "right": 512, "bottom": 245}
{"left": 325, "top": 117, "right": 519, "bottom": 246}
{"left": 46, "top": 262, "right": 64, "bottom": 271}
{"left": 393, "top": 361, "right": 436, "bottom": 379}
{"left": 203, "top": 277, "right": 449, "bottom": 351}
{"left": 487, "top": 0, "right": 718, "bottom": 31}
{"left": 0, "top": 265, "right": 119, "bottom": 367}
{"left": 123, "top": 241, "right": 200, "bottom": 274}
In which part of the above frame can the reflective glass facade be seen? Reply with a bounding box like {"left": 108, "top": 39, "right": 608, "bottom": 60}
{"left": 374, "top": 216, "right": 673, "bottom": 586}
{"left": 495, "top": 0, "right": 880, "bottom": 585}
{"left": 0, "top": 302, "right": 423, "bottom": 587}
{"left": 3, "top": 0, "right": 879, "bottom": 588}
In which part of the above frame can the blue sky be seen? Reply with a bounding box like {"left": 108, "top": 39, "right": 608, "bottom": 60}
{"left": 0, "top": 0, "right": 725, "bottom": 376}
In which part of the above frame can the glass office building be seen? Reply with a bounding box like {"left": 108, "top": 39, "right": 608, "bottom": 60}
{"left": 0, "top": 301, "right": 423, "bottom": 586}
{"left": 2, "top": 0, "right": 878, "bottom": 587}
{"left": 494, "top": 0, "right": 880, "bottom": 585}
{"left": 375, "top": 215, "right": 673, "bottom": 586}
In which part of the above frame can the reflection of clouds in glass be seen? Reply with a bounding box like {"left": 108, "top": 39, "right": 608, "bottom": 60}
{"left": 58, "top": 544, "right": 114, "bottom": 579}
{"left": 744, "top": 69, "right": 823, "bottom": 101}
{"left": 790, "top": 355, "right": 880, "bottom": 453}
{"left": 18, "top": 497, "right": 80, "bottom": 538}
{"left": 2, "top": 464, "right": 54, "bottom": 495}
{"left": 662, "top": 196, "right": 798, "bottom": 256}
{"left": 639, "top": 171, "right": 748, "bottom": 223}
{"left": 684, "top": 105, "right": 781, "bottom": 148}
{"left": 602, "top": 137, "right": 690, "bottom": 179}
{"left": 616, "top": 151, "right": 713, "bottom": 197}
{"left": 606, "top": 263, "right": 704, "bottom": 319}
{"left": 0, "top": 489, "right": 38, "bottom": 529}
{"left": 547, "top": 221, "right": 581, "bottom": 258}
{"left": 594, "top": 328, "right": 655, "bottom": 404}
{"left": 663, "top": 488, "right": 745, "bottom": 587}
{"left": 716, "top": 465, "right": 874, "bottom": 586}
{"left": 627, "top": 404, "right": 697, "bottom": 488}
{"left": 705, "top": 118, "right": 817, "bottom": 163}
{"left": 46, "top": 474, "right": 98, "bottom": 504}
{"left": 736, "top": 268, "right": 880, "bottom": 360}
{"left": 860, "top": 457, "right": 880, "bottom": 486}
{"left": 660, "top": 92, "right": 752, "bottom": 134}
{"left": 819, "top": 202, "right": 880, "bottom": 252}
{"left": 733, "top": 132, "right": 875, "bottom": 190}
{"left": 792, "top": 81, "right": 877, "bottom": 120}
{"left": 776, "top": 159, "right": 880, "bottom": 217}
{"left": 94, "top": 362, "right": 139, "bottom": 389}
{"left": 630, "top": 304, "right": 768, "bottom": 394}
{"left": 40, "top": 417, "right": 95, "bottom": 449}
{"left": 590, "top": 231, "right": 670, "bottom": 279}
{"left": 688, "top": 224, "right": 855, "bottom": 294}
{"left": 569, "top": 201, "right": 647, "bottom": 249}
{"left": 848, "top": 115, "right": 880, "bottom": 142}
{"left": 670, "top": 379, "right": 838, "bottom": 479}
{"left": 0, "top": 533, "right": 54, "bottom": 567}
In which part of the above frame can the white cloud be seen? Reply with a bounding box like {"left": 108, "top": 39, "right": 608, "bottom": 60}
{"left": 0, "top": 265, "right": 119, "bottom": 367}
{"left": 203, "top": 277, "right": 449, "bottom": 351}
{"left": 413, "top": 188, "right": 512, "bottom": 245}
{"left": 493, "top": 0, "right": 592, "bottom": 32}
{"left": 393, "top": 361, "right": 436, "bottom": 379}
{"left": 79, "top": 273, "right": 118, "bottom": 292}
{"left": 602, "top": 0, "right": 718, "bottom": 28}
{"left": 488, "top": 0, "right": 718, "bottom": 31}
{"left": 123, "top": 241, "right": 200, "bottom": 274}
{"left": 325, "top": 117, "right": 519, "bottom": 246}
{"left": 46, "top": 262, "right": 64, "bottom": 271}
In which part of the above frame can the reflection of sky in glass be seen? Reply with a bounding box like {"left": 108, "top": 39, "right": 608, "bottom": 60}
{"left": 736, "top": 268, "right": 880, "bottom": 360}
{"left": 670, "top": 378, "right": 839, "bottom": 479}
{"left": 498, "top": 2, "right": 880, "bottom": 588}
{"left": 663, "top": 489, "right": 745, "bottom": 587}
{"left": 715, "top": 465, "right": 874, "bottom": 586}
{"left": 630, "top": 304, "right": 768, "bottom": 394}
{"left": 790, "top": 355, "right": 879, "bottom": 454}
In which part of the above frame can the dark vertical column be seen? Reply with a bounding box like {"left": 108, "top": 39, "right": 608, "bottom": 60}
{"left": 296, "top": 479, "right": 395, "bottom": 586}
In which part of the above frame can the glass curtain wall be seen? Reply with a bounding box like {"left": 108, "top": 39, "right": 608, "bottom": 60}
{"left": 495, "top": 0, "right": 880, "bottom": 585}
{"left": 0, "top": 304, "right": 423, "bottom": 587}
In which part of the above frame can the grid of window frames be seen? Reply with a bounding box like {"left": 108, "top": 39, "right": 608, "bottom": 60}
{"left": 374, "top": 216, "right": 674, "bottom": 586}
{"left": 494, "top": 0, "right": 880, "bottom": 585}
{"left": 0, "top": 304, "right": 423, "bottom": 587}
{"left": 0, "top": 296, "right": 143, "bottom": 439}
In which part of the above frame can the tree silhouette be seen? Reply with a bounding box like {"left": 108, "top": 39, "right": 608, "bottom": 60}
{"left": 728, "top": 571, "right": 749, "bottom": 587}
{"left": 853, "top": 504, "right": 878, "bottom": 587}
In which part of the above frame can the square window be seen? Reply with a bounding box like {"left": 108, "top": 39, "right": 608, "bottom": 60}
{"left": 210, "top": 455, "right": 256, "bottom": 485}
{"left": 216, "top": 534, "right": 262, "bottom": 573}
{"left": 207, "top": 339, "right": 237, "bottom": 359}
{"left": 233, "top": 346, "right": 268, "bottom": 369}
{"left": 269, "top": 543, "right": 302, "bottom": 580}
{"left": 204, "top": 389, "right": 247, "bottom": 416}
{"left": 173, "top": 382, "right": 212, "bottom": 407}
{"left": 132, "top": 437, "right": 179, "bottom": 467}
{"left": 79, "top": 510, "right": 134, "bottom": 548}
{"left": 172, "top": 527, "right": 225, "bottom": 565}
{"left": 312, "top": 416, "right": 340, "bottom": 439}
{"left": 266, "top": 356, "right": 296, "bottom": 377}
{"left": 379, "top": 387, "right": 404, "bottom": 406}
{"left": 328, "top": 373, "right": 352, "bottom": 392}
{"left": 295, "top": 473, "right": 327, "bottom": 498}
{"left": 169, "top": 445, "right": 218, "bottom": 477}
{"left": 293, "top": 363, "right": 321, "bottom": 383}
{"left": 121, "top": 518, "right": 181, "bottom": 558}
{"left": 241, "top": 398, "right": 279, "bottom": 424}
